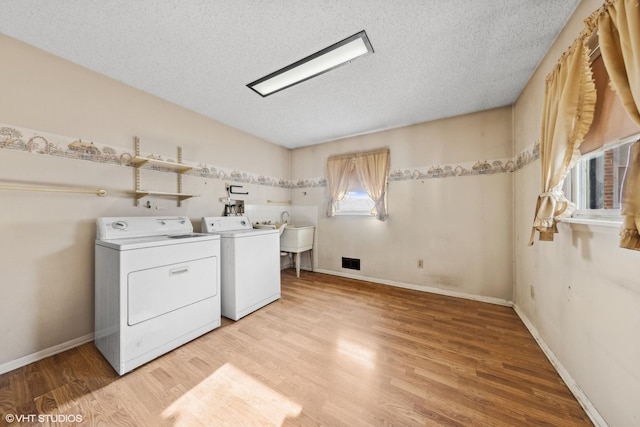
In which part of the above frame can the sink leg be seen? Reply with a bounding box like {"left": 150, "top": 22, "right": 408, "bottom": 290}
{"left": 295, "top": 252, "right": 301, "bottom": 278}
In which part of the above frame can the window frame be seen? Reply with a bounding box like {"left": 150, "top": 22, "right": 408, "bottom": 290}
{"left": 569, "top": 133, "right": 639, "bottom": 221}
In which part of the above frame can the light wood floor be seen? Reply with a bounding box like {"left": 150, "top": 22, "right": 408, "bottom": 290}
{"left": 0, "top": 270, "right": 592, "bottom": 426}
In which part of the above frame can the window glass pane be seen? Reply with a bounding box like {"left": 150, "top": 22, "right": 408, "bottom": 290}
{"left": 334, "top": 167, "right": 376, "bottom": 216}
{"left": 582, "top": 142, "right": 630, "bottom": 210}
{"left": 336, "top": 189, "right": 374, "bottom": 215}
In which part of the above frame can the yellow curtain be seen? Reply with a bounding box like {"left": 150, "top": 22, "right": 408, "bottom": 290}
{"left": 529, "top": 37, "right": 597, "bottom": 245}
{"left": 353, "top": 149, "right": 391, "bottom": 220}
{"left": 619, "top": 142, "right": 640, "bottom": 249}
{"left": 598, "top": 0, "right": 640, "bottom": 250}
{"left": 326, "top": 155, "right": 354, "bottom": 217}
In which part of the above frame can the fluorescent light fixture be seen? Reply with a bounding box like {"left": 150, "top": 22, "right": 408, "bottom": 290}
{"left": 247, "top": 30, "right": 374, "bottom": 97}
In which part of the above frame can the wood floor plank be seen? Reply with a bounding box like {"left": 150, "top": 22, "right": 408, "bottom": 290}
{"left": 0, "top": 270, "right": 592, "bottom": 426}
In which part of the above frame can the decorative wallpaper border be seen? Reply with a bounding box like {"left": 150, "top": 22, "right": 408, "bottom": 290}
{"left": 0, "top": 124, "right": 292, "bottom": 188}
{"left": 515, "top": 141, "right": 541, "bottom": 170}
{"left": 291, "top": 143, "right": 540, "bottom": 188}
{"left": 0, "top": 123, "right": 540, "bottom": 189}
{"left": 389, "top": 142, "right": 540, "bottom": 182}
{"left": 389, "top": 157, "right": 515, "bottom": 181}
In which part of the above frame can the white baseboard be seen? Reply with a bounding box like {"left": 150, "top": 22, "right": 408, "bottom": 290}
{"left": 0, "top": 333, "right": 94, "bottom": 375}
{"left": 512, "top": 305, "right": 608, "bottom": 427}
{"left": 313, "top": 268, "right": 513, "bottom": 307}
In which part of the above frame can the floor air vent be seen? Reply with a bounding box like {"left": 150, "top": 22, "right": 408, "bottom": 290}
{"left": 342, "top": 257, "right": 361, "bottom": 270}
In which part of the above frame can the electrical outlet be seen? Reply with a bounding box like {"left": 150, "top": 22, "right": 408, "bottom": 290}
{"left": 417, "top": 259, "right": 424, "bottom": 268}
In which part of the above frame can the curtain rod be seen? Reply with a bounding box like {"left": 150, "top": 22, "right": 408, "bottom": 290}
{"left": 0, "top": 182, "right": 107, "bottom": 197}
{"left": 328, "top": 147, "right": 389, "bottom": 161}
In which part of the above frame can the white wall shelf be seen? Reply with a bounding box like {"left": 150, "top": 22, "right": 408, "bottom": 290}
{"left": 131, "top": 190, "right": 200, "bottom": 201}
{"left": 129, "top": 156, "right": 201, "bottom": 173}
{"left": 132, "top": 136, "right": 200, "bottom": 207}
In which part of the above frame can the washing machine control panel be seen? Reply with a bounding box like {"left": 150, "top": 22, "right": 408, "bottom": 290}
{"left": 202, "top": 216, "right": 252, "bottom": 233}
{"left": 96, "top": 216, "right": 193, "bottom": 240}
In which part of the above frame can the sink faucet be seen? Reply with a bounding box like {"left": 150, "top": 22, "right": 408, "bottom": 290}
{"left": 280, "top": 211, "right": 290, "bottom": 224}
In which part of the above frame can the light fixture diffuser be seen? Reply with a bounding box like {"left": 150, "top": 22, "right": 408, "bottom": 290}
{"left": 247, "top": 30, "right": 374, "bottom": 97}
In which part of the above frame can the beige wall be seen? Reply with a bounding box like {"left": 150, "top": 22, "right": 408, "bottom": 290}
{"left": 291, "top": 107, "right": 514, "bottom": 303}
{"left": 513, "top": 1, "right": 640, "bottom": 425}
{"left": 3, "top": 2, "right": 639, "bottom": 424}
{"left": 0, "top": 34, "right": 291, "bottom": 368}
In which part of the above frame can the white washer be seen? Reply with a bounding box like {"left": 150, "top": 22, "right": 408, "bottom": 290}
{"left": 202, "top": 216, "right": 280, "bottom": 321}
{"left": 95, "top": 216, "right": 221, "bottom": 375}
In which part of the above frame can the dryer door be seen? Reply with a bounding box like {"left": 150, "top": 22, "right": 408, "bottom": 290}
{"left": 127, "top": 256, "right": 217, "bottom": 326}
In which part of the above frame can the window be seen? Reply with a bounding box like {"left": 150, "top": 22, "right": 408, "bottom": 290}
{"left": 569, "top": 138, "right": 636, "bottom": 219}
{"left": 326, "top": 148, "right": 390, "bottom": 220}
{"left": 567, "top": 37, "right": 640, "bottom": 220}
{"left": 335, "top": 173, "right": 376, "bottom": 216}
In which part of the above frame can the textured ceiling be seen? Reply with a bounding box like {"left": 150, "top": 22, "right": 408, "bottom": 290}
{"left": 0, "top": 1, "right": 581, "bottom": 149}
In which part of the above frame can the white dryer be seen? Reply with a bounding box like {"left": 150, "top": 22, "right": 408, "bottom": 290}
{"left": 202, "top": 216, "right": 280, "bottom": 321}
{"left": 95, "top": 216, "right": 220, "bottom": 375}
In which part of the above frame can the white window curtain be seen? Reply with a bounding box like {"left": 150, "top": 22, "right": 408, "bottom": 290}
{"left": 619, "top": 142, "right": 640, "bottom": 249}
{"left": 326, "top": 148, "right": 391, "bottom": 221}
{"left": 353, "top": 149, "right": 391, "bottom": 220}
{"left": 326, "top": 155, "right": 355, "bottom": 217}
{"left": 529, "top": 35, "right": 597, "bottom": 245}
{"left": 597, "top": 0, "right": 640, "bottom": 250}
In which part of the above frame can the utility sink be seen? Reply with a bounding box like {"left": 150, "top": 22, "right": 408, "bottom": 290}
{"left": 280, "top": 225, "right": 315, "bottom": 279}
{"left": 280, "top": 225, "right": 314, "bottom": 253}
{"left": 254, "top": 223, "right": 315, "bottom": 278}
{"left": 253, "top": 222, "right": 287, "bottom": 236}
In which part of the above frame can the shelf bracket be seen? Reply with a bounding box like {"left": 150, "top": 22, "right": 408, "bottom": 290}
{"left": 134, "top": 136, "right": 141, "bottom": 206}
{"left": 178, "top": 147, "right": 184, "bottom": 207}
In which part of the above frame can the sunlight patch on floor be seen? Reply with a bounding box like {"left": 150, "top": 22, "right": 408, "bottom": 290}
{"left": 162, "top": 362, "right": 302, "bottom": 426}
{"left": 337, "top": 338, "right": 376, "bottom": 369}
